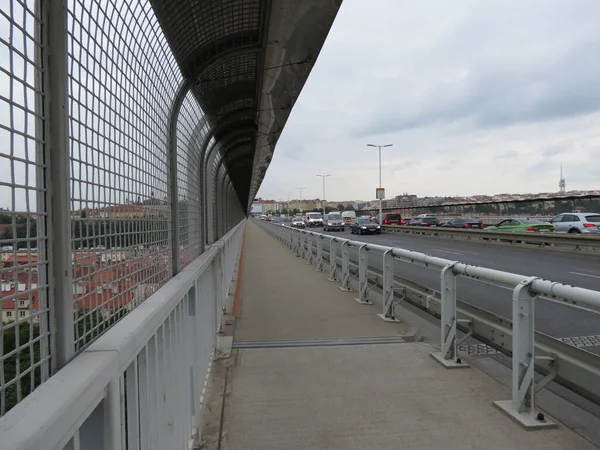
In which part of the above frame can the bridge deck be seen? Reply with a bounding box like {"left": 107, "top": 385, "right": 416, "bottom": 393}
{"left": 200, "top": 220, "right": 596, "bottom": 450}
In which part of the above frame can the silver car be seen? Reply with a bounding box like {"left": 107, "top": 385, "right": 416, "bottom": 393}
{"left": 323, "top": 213, "right": 344, "bottom": 231}
{"left": 549, "top": 212, "right": 600, "bottom": 234}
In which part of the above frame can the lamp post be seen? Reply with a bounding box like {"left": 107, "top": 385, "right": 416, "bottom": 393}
{"left": 366, "top": 143, "right": 393, "bottom": 224}
{"left": 316, "top": 174, "right": 331, "bottom": 217}
{"left": 296, "top": 186, "right": 306, "bottom": 212}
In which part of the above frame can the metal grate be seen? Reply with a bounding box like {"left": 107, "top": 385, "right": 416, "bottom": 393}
{"left": 177, "top": 91, "right": 209, "bottom": 268}
{"left": 0, "top": 0, "right": 51, "bottom": 415}
{"left": 66, "top": 0, "right": 183, "bottom": 351}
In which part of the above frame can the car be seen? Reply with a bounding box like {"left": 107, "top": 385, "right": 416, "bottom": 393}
{"left": 264, "top": 216, "right": 272, "bottom": 222}
{"left": 323, "top": 213, "right": 345, "bottom": 231}
{"left": 350, "top": 218, "right": 381, "bottom": 235}
{"left": 407, "top": 217, "right": 441, "bottom": 227}
{"left": 271, "top": 216, "right": 284, "bottom": 224}
{"left": 382, "top": 213, "right": 405, "bottom": 225}
{"left": 441, "top": 218, "right": 484, "bottom": 229}
{"left": 549, "top": 213, "right": 600, "bottom": 234}
{"left": 485, "top": 218, "right": 555, "bottom": 233}
{"left": 291, "top": 217, "right": 306, "bottom": 228}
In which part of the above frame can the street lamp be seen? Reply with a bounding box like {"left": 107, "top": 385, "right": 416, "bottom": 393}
{"left": 296, "top": 186, "right": 306, "bottom": 212}
{"left": 367, "top": 143, "right": 393, "bottom": 224}
{"left": 316, "top": 174, "right": 332, "bottom": 217}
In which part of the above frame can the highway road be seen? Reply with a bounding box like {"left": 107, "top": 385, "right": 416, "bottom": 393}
{"left": 261, "top": 221, "right": 600, "bottom": 355}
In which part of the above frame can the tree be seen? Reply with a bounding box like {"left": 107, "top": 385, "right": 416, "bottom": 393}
{"left": 344, "top": 204, "right": 355, "bottom": 211}
{"left": 1, "top": 321, "right": 41, "bottom": 414}
{"left": 337, "top": 204, "right": 345, "bottom": 212}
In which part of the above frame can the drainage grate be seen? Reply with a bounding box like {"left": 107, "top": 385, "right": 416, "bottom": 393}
{"left": 233, "top": 336, "right": 407, "bottom": 349}
{"left": 458, "top": 344, "right": 499, "bottom": 356}
{"left": 558, "top": 335, "right": 600, "bottom": 348}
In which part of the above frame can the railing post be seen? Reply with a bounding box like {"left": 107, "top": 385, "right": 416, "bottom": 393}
{"left": 431, "top": 263, "right": 468, "bottom": 368}
{"left": 494, "top": 277, "right": 555, "bottom": 429}
{"left": 377, "top": 249, "right": 399, "bottom": 322}
{"left": 316, "top": 235, "right": 324, "bottom": 272}
{"left": 304, "top": 233, "right": 313, "bottom": 264}
{"left": 339, "top": 240, "right": 352, "bottom": 291}
{"left": 354, "top": 244, "right": 372, "bottom": 304}
{"left": 327, "top": 238, "right": 338, "bottom": 281}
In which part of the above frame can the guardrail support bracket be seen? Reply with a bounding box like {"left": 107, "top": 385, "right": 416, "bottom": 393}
{"left": 493, "top": 277, "right": 556, "bottom": 429}
{"left": 431, "top": 263, "right": 469, "bottom": 369}
{"left": 327, "top": 238, "right": 338, "bottom": 281}
{"left": 316, "top": 236, "right": 324, "bottom": 272}
{"left": 355, "top": 244, "right": 373, "bottom": 304}
{"left": 339, "top": 240, "right": 353, "bottom": 291}
{"left": 377, "top": 249, "right": 400, "bottom": 322}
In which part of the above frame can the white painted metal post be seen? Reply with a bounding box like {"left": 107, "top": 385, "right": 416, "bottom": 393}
{"left": 494, "top": 277, "right": 555, "bottom": 428}
{"left": 316, "top": 235, "right": 324, "bottom": 271}
{"left": 327, "top": 238, "right": 338, "bottom": 281}
{"left": 46, "top": 0, "right": 75, "bottom": 369}
{"left": 377, "top": 249, "right": 399, "bottom": 322}
{"left": 105, "top": 378, "right": 123, "bottom": 450}
{"left": 354, "top": 244, "right": 372, "bottom": 304}
{"left": 431, "top": 264, "right": 468, "bottom": 368}
{"left": 339, "top": 240, "right": 352, "bottom": 291}
{"left": 304, "top": 233, "right": 312, "bottom": 263}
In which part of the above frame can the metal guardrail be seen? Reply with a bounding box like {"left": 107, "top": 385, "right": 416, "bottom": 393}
{"left": 0, "top": 221, "right": 245, "bottom": 450}
{"left": 265, "top": 221, "right": 600, "bottom": 428}
{"left": 381, "top": 225, "right": 600, "bottom": 252}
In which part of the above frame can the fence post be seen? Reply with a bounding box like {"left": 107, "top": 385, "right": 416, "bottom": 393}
{"left": 339, "top": 240, "right": 352, "bottom": 291}
{"left": 305, "top": 233, "right": 313, "bottom": 264}
{"left": 316, "top": 235, "right": 324, "bottom": 272}
{"left": 327, "top": 238, "right": 338, "bottom": 281}
{"left": 354, "top": 244, "right": 372, "bottom": 304}
{"left": 493, "top": 277, "right": 555, "bottom": 429}
{"left": 377, "top": 249, "right": 399, "bottom": 322}
{"left": 46, "top": 0, "right": 75, "bottom": 369}
{"left": 431, "top": 263, "right": 468, "bottom": 368}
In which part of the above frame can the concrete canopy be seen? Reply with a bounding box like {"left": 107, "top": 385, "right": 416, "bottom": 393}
{"left": 149, "top": 0, "right": 342, "bottom": 209}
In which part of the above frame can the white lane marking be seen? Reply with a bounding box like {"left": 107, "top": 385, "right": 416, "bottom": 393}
{"left": 432, "top": 248, "right": 464, "bottom": 256}
{"left": 569, "top": 271, "right": 600, "bottom": 280}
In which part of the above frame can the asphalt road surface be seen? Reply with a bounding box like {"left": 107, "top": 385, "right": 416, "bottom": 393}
{"left": 261, "top": 221, "right": 600, "bottom": 355}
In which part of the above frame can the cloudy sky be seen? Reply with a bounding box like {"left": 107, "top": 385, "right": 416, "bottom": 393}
{"left": 256, "top": 0, "right": 600, "bottom": 202}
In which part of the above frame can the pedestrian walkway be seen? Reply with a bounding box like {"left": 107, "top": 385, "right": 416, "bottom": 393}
{"left": 201, "top": 220, "right": 598, "bottom": 450}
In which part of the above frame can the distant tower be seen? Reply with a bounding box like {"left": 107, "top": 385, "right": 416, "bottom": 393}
{"left": 559, "top": 164, "right": 566, "bottom": 193}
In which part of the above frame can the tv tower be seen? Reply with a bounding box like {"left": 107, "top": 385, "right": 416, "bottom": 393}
{"left": 559, "top": 163, "right": 566, "bottom": 193}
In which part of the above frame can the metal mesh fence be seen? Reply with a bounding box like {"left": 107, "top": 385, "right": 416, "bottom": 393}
{"left": 0, "top": 0, "right": 51, "bottom": 415}
{"left": 67, "top": 0, "right": 186, "bottom": 351}
{"left": 177, "top": 92, "right": 209, "bottom": 268}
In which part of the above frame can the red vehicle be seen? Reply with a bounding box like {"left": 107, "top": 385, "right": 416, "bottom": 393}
{"left": 264, "top": 216, "right": 272, "bottom": 222}
{"left": 382, "top": 213, "right": 405, "bottom": 225}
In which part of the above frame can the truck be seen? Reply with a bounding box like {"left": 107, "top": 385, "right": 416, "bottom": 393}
{"left": 341, "top": 210, "right": 356, "bottom": 224}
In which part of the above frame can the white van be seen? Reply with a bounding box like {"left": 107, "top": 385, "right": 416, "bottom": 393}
{"left": 305, "top": 212, "right": 324, "bottom": 227}
{"left": 341, "top": 211, "right": 356, "bottom": 224}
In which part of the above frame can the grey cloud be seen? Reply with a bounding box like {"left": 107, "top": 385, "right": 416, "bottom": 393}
{"left": 356, "top": 36, "right": 600, "bottom": 137}
{"left": 494, "top": 151, "right": 518, "bottom": 160}
{"left": 542, "top": 145, "right": 564, "bottom": 157}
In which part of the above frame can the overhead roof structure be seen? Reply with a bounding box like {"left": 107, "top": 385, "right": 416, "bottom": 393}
{"left": 150, "top": 0, "right": 342, "bottom": 209}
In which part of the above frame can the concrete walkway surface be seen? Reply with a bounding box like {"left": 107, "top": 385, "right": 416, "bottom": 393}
{"left": 201, "top": 220, "right": 598, "bottom": 450}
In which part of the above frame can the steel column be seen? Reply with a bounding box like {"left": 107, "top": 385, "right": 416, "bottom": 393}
{"left": 46, "top": 0, "right": 74, "bottom": 368}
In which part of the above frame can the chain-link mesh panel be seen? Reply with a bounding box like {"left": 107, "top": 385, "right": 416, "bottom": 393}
{"left": 0, "top": 0, "right": 51, "bottom": 416}
{"left": 177, "top": 91, "right": 209, "bottom": 268}
{"left": 66, "top": 0, "right": 195, "bottom": 351}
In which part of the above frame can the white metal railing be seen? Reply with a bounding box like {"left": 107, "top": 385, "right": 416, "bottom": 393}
{"left": 267, "top": 221, "right": 600, "bottom": 428}
{"left": 0, "top": 220, "right": 245, "bottom": 450}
